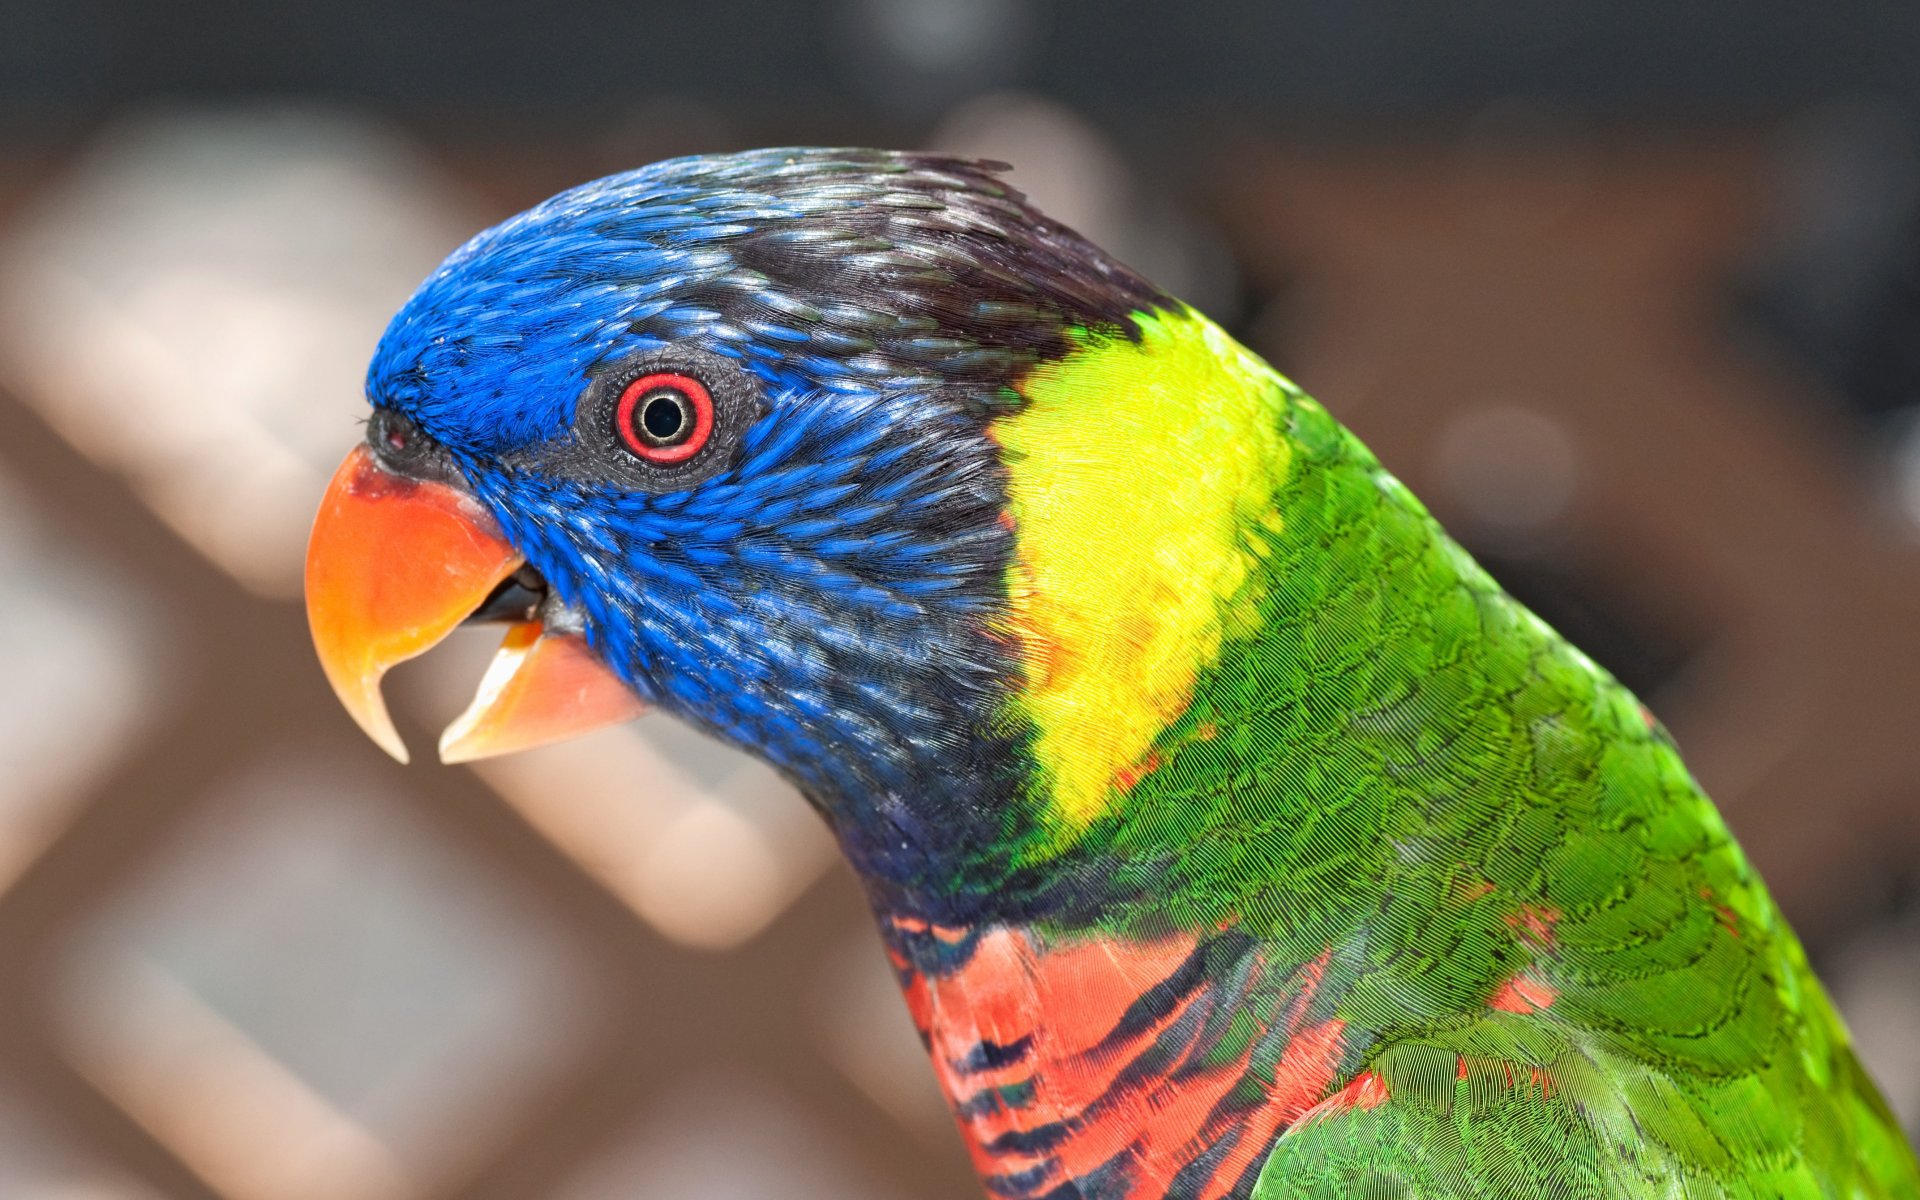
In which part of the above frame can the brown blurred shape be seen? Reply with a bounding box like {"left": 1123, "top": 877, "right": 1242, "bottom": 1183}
{"left": 0, "top": 107, "right": 1910, "bottom": 1200}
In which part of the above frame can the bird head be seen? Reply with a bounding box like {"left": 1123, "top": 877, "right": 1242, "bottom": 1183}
{"left": 307, "top": 148, "right": 1284, "bottom": 908}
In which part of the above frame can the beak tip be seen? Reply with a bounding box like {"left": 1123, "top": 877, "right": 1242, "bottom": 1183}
{"left": 436, "top": 728, "right": 478, "bottom": 766}
{"left": 376, "top": 730, "right": 414, "bottom": 766}
{"left": 338, "top": 684, "right": 413, "bottom": 765}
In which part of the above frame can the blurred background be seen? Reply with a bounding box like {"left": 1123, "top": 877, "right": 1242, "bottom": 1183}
{"left": 1, "top": 1, "right": 1919, "bottom": 1196}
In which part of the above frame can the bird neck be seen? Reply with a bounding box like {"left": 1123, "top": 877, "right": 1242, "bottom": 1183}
{"left": 830, "top": 306, "right": 1319, "bottom": 926}
{"left": 850, "top": 376, "right": 1613, "bottom": 1199}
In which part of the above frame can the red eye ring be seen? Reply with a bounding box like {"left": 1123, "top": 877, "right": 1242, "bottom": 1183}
{"left": 615, "top": 372, "right": 714, "bottom": 464}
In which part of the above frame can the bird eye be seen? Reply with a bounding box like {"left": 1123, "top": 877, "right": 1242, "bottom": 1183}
{"left": 564, "top": 348, "right": 759, "bottom": 490}
{"left": 615, "top": 372, "right": 713, "bottom": 464}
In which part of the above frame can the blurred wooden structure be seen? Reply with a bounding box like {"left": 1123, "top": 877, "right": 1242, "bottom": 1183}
{"left": 0, "top": 130, "right": 1912, "bottom": 1200}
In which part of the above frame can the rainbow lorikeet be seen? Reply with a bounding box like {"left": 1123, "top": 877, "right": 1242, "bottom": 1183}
{"left": 305, "top": 149, "right": 1919, "bottom": 1199}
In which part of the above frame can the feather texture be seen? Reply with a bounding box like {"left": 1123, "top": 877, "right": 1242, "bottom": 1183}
{"left": 359, "top": 148, "right": 1920, "bottom": 1199}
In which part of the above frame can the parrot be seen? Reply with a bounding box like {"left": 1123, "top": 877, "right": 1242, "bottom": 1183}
{"left": 303, "top": 148, "right": 1920, "bottom": 1199}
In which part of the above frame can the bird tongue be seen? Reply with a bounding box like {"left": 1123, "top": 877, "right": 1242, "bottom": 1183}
{"left": 305, "top": 445, "right": 645, "bottom": 764}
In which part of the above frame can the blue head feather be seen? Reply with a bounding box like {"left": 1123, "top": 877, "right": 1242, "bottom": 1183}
{"left": 366, "top": 148, "right": 1163, "bottom": 909}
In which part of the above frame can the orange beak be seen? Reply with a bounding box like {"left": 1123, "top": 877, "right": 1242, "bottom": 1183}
{"left": 305, "top": 446, "right": 647, "bottom": 763}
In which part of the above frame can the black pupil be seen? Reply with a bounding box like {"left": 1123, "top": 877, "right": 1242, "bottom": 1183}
{"left": 641, "top": 391, "right": 689, "bottom": 442}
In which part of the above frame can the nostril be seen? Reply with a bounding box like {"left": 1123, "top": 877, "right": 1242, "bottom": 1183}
{"left": 367, "top": 407, "right": 464, "bottom": 485}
